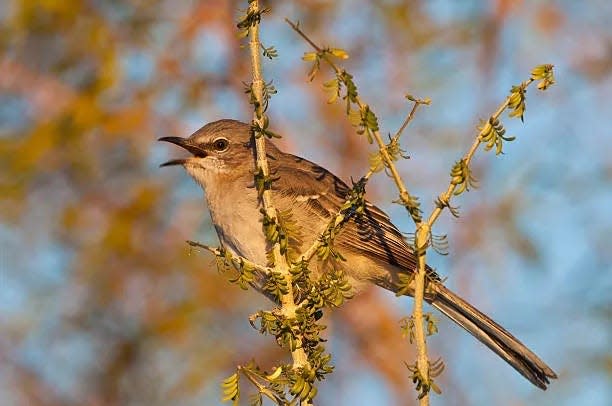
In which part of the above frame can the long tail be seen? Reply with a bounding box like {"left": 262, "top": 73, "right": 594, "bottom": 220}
{"left": 429, "top": 283, "right": 557, "bottom": 390}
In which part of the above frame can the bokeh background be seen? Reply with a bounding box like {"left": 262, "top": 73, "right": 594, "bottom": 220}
{"left": 1, "top": 0, "right": 610, "bottom": 405}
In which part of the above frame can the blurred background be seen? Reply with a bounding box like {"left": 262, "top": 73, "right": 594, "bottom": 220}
{"left": 1, "top": 0, "right": 610, "bottom": 405}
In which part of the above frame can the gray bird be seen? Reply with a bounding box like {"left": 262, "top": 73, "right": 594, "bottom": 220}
{"left": 160, "top": 119, "right": 557, "bottom": 390}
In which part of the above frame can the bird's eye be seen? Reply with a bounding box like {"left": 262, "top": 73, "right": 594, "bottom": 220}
{"left": 212, "top": 138, "right": 229, "bottom": 152}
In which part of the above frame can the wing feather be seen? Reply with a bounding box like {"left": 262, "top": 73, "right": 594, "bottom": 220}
{"left": 269, "top": 152, "right": 426, "bottom": 275}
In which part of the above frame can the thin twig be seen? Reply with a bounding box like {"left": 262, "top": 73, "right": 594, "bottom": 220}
{"left": 425, "top": 78, "right": 535, "bottom": 227}
{"left": 297, "top": 170, "right": 373, "bottom": 265}
{"left": 393, "top": 97, "right": 431, "bottom": 142}
{"left": 239, "top": 366, "right": 285, "bottom": 405}
{"left": 285, "top": 19, "right": 322, "bottom": 52}
{"left": 186, "top": 240, "right": 272, "bottom": 275}
{"left": 186, "top": 240, "right": 224, "bottom": 256}
{"left": 286, "top": 19, "right": 419, "bottom": 218}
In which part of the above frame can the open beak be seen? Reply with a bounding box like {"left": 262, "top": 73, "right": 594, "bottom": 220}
{"left": 158, "top": 137, "right": 207, "bottom": 167}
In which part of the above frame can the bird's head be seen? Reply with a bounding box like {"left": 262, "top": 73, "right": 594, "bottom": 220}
{"left": 159, "top": 119, "right": 261, "bottom": 188}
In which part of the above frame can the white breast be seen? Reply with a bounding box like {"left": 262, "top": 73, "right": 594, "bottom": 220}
{"left": 204, "top": 180, "right": 268, "bottom": 266}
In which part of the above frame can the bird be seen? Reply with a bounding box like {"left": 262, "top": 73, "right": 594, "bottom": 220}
{"left": 159, "top": 118, "right": 557, "bottom": 390}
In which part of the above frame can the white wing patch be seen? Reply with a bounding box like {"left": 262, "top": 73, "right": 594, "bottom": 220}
{"left": 295, "top": 192, "right": 327, "bottom": 202}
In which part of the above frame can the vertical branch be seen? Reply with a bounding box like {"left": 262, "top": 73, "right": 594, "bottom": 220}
{"left": 413, "top": 225, "right": 431, "bottom": 404}
{"left": 246, "top": 1, "right": 309, "bottom": 370}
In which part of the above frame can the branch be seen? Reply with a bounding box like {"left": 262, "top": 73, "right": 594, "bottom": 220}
{"left": 248, "top": 1, "right": 309, "bottom": 372}
{"left": 393, "top": 96, "right": 431, "bottom": 142}
{"left": 186, "top": 240, "right": 272, "bottom": 275}
{"left": 286, "top": 19, "right": 434, "bottom": 404}
{"left": 427, "top": 78, "right": 536, "bottom": 227}
{"left": 297, "top": 171, "right": 372, "bottom": 266}
{"left": 286, "top": 18, "right": 421, "bottom": 225}
{"left": 412, "top": 226, "right": 430, "bottom": 403}
{"left": 413, "top": 66, "right": 553, "bottom": 401}
{"left": 289, "top": 16, "right": 555, "bottom": 405}
{"left": 239, "top": 366, "right": 286, "bottom": 405}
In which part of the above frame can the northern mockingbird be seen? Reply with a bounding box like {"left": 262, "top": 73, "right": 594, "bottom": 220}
{"left": 160, "top": 119, "right": 556, "bottom": 389}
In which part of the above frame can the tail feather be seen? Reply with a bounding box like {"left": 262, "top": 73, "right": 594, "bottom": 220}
{"left": 430, "top": 284, "right": 557, "bottom": 390}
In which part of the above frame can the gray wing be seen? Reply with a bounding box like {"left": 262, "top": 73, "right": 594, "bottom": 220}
{"left": 268, "top": 151, "right": 421, "bottom": 274}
